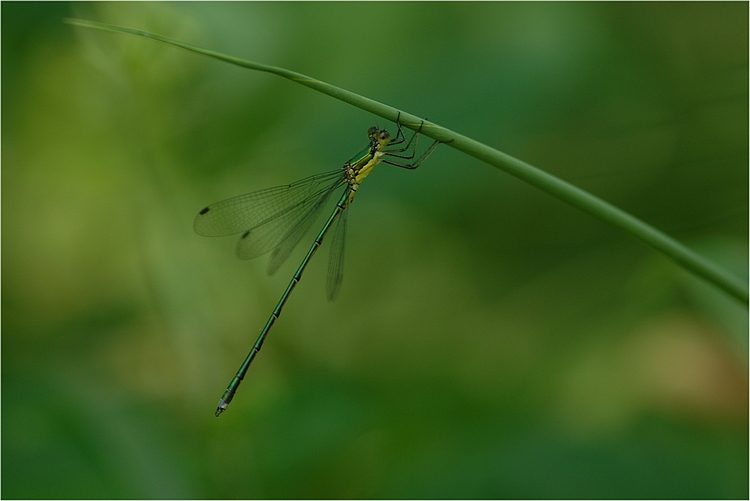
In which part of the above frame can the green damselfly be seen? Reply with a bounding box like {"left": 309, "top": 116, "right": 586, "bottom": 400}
{"left": 195, "top": 116, "right": 442, "bottom": 416}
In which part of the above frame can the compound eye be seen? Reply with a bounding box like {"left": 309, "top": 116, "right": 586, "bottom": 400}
{"left": 367, "top": 126, "right": 378, "bottom": 138}
{"left": 379, "top": 130, "right": 391, "bottom": 141}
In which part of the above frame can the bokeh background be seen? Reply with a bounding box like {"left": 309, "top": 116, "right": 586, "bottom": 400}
{"left": 3, "top": 2, "right": 748, "bottom": 499}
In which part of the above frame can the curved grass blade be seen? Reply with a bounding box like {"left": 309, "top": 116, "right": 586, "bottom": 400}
{"left": 67, "top": 18, "right": 747, "bottom": 304}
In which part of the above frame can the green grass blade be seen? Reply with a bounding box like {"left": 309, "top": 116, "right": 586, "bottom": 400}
{"left": 64, "top": 18, "right": 748, "bottom": 305}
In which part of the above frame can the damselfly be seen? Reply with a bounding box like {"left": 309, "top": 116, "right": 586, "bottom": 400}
{"left": 195, "top": 116, "right": 442, "bottom": 416}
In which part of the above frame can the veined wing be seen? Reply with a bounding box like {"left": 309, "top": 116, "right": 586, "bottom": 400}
{"left": 194, "top": 169, "right": 345, "bottom": 259}
{"left": 263, "top": 179, "right": 340, "bottom": 274}
{"left": 326, "top": 199, "right": 348, "bottom": 301}
{"left": 255, "top": 176, "right": 342, "bottom": 269}
{"left": 194, "top": 169, "right": 343, "bottom": 237}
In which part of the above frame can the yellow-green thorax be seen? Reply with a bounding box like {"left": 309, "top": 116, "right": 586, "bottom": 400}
{"left": 343, "top": 126, "right": 392, "bottom": 204}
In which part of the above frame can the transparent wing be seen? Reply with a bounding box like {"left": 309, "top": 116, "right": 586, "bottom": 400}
{"left": 194, "top": 170, "right": 345, "bottom": 260}
{"left": 264, "top": 180, "right": 340, "bottom": 274}
{"left": 194, "top": 170, "right": 343, "bottom": 237}
{"left": 326, "top": 201, "right": 348, "bottom": 302}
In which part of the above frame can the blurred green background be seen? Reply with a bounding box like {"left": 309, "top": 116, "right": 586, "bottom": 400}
{"left": 2, "top": 2, "right": 748, "bottom": 499}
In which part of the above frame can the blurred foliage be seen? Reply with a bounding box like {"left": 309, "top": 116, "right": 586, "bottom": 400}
{"left": 2, "top": 2, "right": 748, "bottom": 499}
